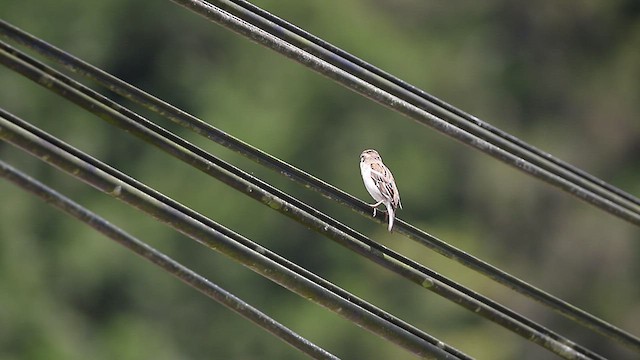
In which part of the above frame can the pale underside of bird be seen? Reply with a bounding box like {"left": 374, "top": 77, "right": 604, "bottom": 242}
{"left": 359, "top": 149, "right": 402, "bottom": 231}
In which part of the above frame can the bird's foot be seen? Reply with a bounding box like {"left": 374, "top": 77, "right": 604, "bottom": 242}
{"left": 366, "top": 201, "right": 384, "bottom": 217}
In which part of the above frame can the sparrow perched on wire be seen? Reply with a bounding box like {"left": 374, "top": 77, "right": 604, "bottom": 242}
{"left": 359, "top": 149, "right": 402, "bottom": 231}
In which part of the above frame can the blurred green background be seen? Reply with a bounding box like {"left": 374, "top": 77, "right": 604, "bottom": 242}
{"left": 1, "top": 0, "right": 639, "bottom": 359}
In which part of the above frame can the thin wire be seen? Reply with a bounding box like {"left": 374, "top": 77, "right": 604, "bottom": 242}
{"left": 0, "top": 160, "right": 341, "bottom": 360}
{"left": 0, "top": 50, "right": 605, "bottom": 359}
{"left": 0, "top": 22, "right": 636, "bottom": 352}
{"left": 222, "top": 0, "right": 640, "bottom": 212}
{"left": 0, "top": 116, "right": 459, "bottom": 360}
{"left": 0, "top": 110, "right": 595, "bottom": 360}
{"left": 166, "top": 0, "right": 640, "bottom": 227}
{"left": 0, "top": 33, "right": 634, "bottom": 356}
{"left": 0, "top": 109, "right": 471, "bottom": 360}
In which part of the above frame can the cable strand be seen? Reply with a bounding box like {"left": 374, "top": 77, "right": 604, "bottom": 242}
{"left": 0, "top": 22, "right": 636, "bottom": 351}
{"left": 222, "top": 0, "right": 640, "bottom": 210}
{"left": 0, "top": 115, "right": 459, "bottom": 360}
{"left": 0, "top": 50, "right": 605, "bottom": 358}
{"left": 0, "top": 108, "right": 471, "bottom": 360}
{"left": 0, "top": 160, "right": 341, "bottom": 360}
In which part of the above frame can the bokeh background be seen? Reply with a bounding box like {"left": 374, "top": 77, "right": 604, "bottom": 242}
{"left": 1, "top": 1, "right": 639, "bottom": 359}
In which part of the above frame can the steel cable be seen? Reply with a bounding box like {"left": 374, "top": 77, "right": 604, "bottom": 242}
{"left": 0, "top": 20, "right": 637, "bottom": 352}
{"left": 0, "top": 160, "right": 341, "bottom": 360}
{"left": 0, "top": 115, "right": 460, "bottom": 360}
{"left": 0, "top": 49, "right": 606, "bottom": 359}
{"left": 221, "top": 0, "right": 640, "bottom": 212}
{"left": 167, "top": 0, "right": 640, "bottom": 227}
{"left": 0, "top": 108, "right": 471, "bottom": 360}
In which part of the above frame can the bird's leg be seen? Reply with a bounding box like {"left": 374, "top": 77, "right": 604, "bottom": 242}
{"left": 366, "top": 200, "right": 384, "bottom": 217}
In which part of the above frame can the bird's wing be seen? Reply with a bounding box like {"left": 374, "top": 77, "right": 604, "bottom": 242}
{"left": 369, "top": 162, "right": 399, "bottom": 208}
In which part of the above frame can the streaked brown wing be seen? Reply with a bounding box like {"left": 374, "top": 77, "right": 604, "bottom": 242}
{"left": 369, "top": 162, "right": 398, "bottom": 206}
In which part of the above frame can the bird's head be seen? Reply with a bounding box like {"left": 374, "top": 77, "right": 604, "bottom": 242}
{"left": 360, "top": 149, "right": 381, "bottom": 162}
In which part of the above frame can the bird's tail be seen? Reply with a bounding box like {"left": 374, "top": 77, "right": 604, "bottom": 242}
{"left": 387, "top": 205, "right": 395, "bottom": 232}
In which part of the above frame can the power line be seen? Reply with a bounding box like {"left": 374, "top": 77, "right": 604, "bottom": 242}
{"left": 0, "top": 160, "right": 341, "bottom": 360}
{"left": 222, "top": 0, "right": 640, "bottom": 212}
{"left": 168, "top": 0, "right": 640, "bottom": 226}
{"left": 0, "top": 20, "right": 637, "bottom": 352}
{"left": 2, "top": 4, "right": 636, "bottom": 356}
{"left": 0, "top": 48, "right": 606, "bottom": 359}
{"left": 0, "top": 108, "right": 472, "bottom": 360}
{"left": 0, "top": 115, "right": 461, "bottom": 360}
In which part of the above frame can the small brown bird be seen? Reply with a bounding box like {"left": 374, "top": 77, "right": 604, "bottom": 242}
{"left": 359, "top": 149, "right": 402, "bottom": 231}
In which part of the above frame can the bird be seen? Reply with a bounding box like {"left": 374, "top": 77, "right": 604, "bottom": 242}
{"left": 359, "top": 149, "right": 402, "bottom": 231}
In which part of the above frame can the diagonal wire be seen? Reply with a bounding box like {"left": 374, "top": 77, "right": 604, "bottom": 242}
{"left": 0, "top": 111, "right": 594, "bottom": 360}
{"left": 0, "top": 160, "right": 341, "bottom": 360}
{"left": 0, "top": 22, "right": 636, "bottom": 352}
{"left": 0, "top": 51, "right": 606, "bottom": 359}
{"left": 0, "top": 109, "right": 471, "bottom": 360}
{"left": 0, "top": 115, "right": 461, "bottom": 360}
{"left": 219, "top": 0, "right": 640, "bottom": 213}
{"left": 0, "top": 31, "right": 632, "bottom": 358}
{"left": 166, "top": 0, "right": 640, "bottom": 227}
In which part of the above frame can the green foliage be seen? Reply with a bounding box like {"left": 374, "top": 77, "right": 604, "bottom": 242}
{"left": 1, "top": 0, "right": 639, "bottom": 359}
